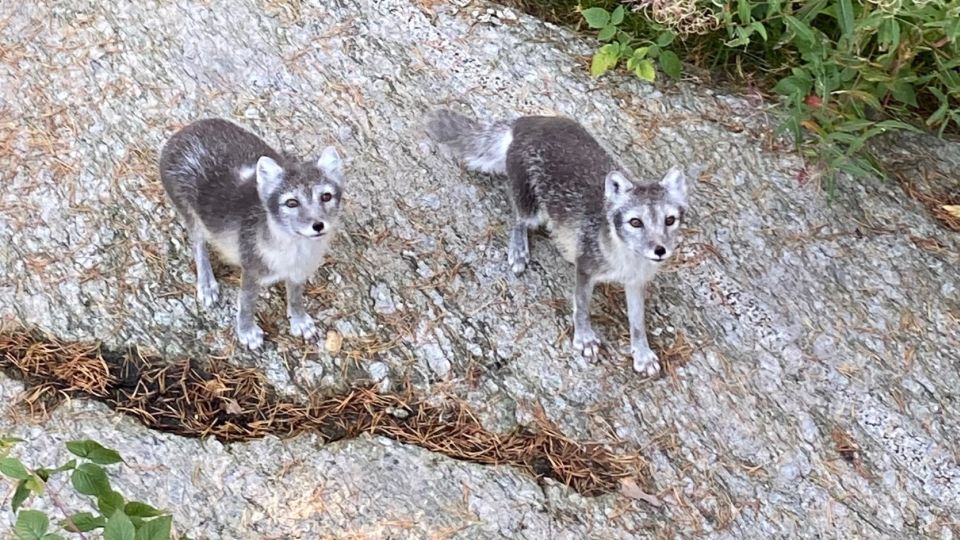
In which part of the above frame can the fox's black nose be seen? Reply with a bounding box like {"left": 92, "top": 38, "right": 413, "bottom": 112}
{"left": 312, "top": 222, "right": 325, "bottom": 233}
{"left": 654, "top": 246, "right": 666, "bottom": 257}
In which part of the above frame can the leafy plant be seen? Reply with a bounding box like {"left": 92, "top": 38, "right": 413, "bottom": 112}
{"left": 575, "top": 0, "right": 960, "bottom": 185}
{"left": 582, "top": 5, "right": 681, "bottom": 81}
{"left": 1, "top": 436, "right": 186, "bottom": 540}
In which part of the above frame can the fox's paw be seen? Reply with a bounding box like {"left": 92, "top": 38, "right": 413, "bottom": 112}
{"left": 289, "top": 313, "right": 317, "bottom": 339}
{"left": 196, "top": 278, "right": 220, "bottom": 309}
{"left": 631, "top": 346, "right": 661, "bottom": 377}
{"left": 508, "top": 250, "right": 528, "bottom": 275}
{"left": 573, "top": 329, "right": 601, "bottom": 358}
{"left": 237, "top": 323, "right": 264, "bottom": 350}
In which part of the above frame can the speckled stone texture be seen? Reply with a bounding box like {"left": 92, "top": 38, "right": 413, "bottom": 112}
{"left": 1, "top": 0, "right": 959, "bottom": 538}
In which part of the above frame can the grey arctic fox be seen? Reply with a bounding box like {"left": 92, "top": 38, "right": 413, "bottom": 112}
{"left": 159, "top": 118, "right": 345, "bottom": 350}
{"left": 425, "top": 109, "right": 693, "bottom": 376}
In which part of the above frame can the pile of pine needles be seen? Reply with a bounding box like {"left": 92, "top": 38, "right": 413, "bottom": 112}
{"left": 0, "top": 328, "right": 645, "bottom": 496}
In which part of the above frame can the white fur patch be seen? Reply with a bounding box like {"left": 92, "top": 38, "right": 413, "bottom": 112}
{"left": 466, "top": 130, "right": 512, "bottom": 175}
{"left": 595, "top": 230, "right": 659, "bottom": 285}
{"left": 237, "top": 165, "right": 256, "bottom": 181}
{"left": 551, "top": 224, "right": 578, "bottom": 263}
{"left": 207, "top": 229, "right": 242, "bottom": 266}
{"left": 257, "top": 219, "right": 330, "bottom": 285}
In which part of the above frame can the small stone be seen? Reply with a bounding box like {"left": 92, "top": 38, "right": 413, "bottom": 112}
{"left": 368, "top": 361, "right": 389, "bottom": 382}
{"left": 386, "top": 406, "right": 410, "bottom": 419}
{"left": 325, "top": 330, "right": 342, "bottom": 354}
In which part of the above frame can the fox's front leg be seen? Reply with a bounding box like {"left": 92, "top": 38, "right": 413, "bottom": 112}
{"left": 285, "top": 280, "right": 316, "bottom": 339}
{"left": 192, "top": 235, "right": 220, "bottom": 309}
{"left": 236, "top": 272, "right": 264, "bottom": 350}
{"left": 572, "top": 266, "right": 600, "bottom": 357}
{"left": 626, "top": 283, "right": 660, "bottom": 376}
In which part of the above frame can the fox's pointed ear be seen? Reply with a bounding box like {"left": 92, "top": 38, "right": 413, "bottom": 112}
{"left": 256, "top": 156, "right": 283, "bottom": 197}
{"left": 604, "top": 171, "right": 634, "bottom": 204}
{"left": 659, "top": 166, "right": 687, "bottom": 205}
{"left": 317, "top": 146, "right": 343, "bottom": 178}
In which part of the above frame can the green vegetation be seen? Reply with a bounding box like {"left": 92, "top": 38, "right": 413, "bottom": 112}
{"left": 1, "top": 436, "right": 186, "bottom": 540}
{"left": 509, "top": 0, "right": 960, "bottom": 185}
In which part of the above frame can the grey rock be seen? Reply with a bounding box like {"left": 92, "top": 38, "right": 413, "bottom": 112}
{"left": 2, "top": 0, "right": 960, "bottom": 538}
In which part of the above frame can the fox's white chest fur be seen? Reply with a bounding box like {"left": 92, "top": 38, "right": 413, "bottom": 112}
{"left": 257, "top": 230, "right": 330, "bottom": 285}
{"left": 595, "top": 233, "right": 659, "bottom": 286}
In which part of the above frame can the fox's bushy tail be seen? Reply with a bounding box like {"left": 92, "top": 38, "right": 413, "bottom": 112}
{"left": 425, "top": 109, "right": 513, "bottom": 175}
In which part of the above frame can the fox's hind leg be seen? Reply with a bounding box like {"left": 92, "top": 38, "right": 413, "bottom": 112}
{"left": 506, "top": 157, "right": 539, "bottom": 275}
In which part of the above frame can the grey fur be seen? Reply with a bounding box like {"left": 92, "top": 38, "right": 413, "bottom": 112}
{"left": 427, "top": 110, "right": 693, "bottom": 376}
{"left": 159, "top": 118, "right": 344, "bottom": 349}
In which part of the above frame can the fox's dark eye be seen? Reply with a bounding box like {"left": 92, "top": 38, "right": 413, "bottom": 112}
{"left": 629, "top": 218, "right": 644, "bottom": 228}
{"left": 321, "top": 192, "right": 333, "bottom": 203}
{"left": 284, "top": 199, "right": 299, "bottom": 208}
{"left": 665, "top": 216, "right": 677, "bottom": 226}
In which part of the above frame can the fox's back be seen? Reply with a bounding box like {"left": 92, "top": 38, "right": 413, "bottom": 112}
{"left": 159, "top": 119, "right": 280, "bottom": 233}
{"left": 507, "top": 116, "right": 615, "bottom": 226}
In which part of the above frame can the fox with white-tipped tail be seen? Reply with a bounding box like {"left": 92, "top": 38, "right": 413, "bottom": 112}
{"left": 425, "top": 109, "right": 696, "bottom": 376}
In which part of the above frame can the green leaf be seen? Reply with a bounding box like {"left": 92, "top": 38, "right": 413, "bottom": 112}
{"left": 835, "top": 119, "right": 875, "bottom": 132}
{"left": 598, "top": 24, "right": 617, "bottom": 41}
{"left": 581, "top": 7, "right": 610, "bottom": 29}
{"left": 837, "top": 90, "right": 883, "bottom": 110}
{"left": 633, "top": 59, "right": 656, "bottom": 82}
{"left": 103, "top": 511, "right": 136, "bottom": 540}
{"left": 773, "top": 76, "right": 811, "bottom": 97}
{"left": 738, "top": 0, "right": 752, "bottom": 23}
{"left": 833, "top": 155, "right": 878, "bottom": 179}
{"left": 61, "top": 512, "right": 107, "bottom": 533}
{"left": 590, "top": 43, "right": 620, "bottom": 77}
{"left": 656, "top": 31, "right": 676, "bottom": 47}
{"left": 891, "top": 81, "right": 918, "bottom": 107}
{"left": 24, "top": 475, "right": 45, "bottom": 495}
{"left": 99, "top": 490, "right": 126, "bottom": 517}
{"left": 610, "top": 5, "right": 625, "bottom": 25}
{"left": 72, "top": 463, "right": 112, "bottom": 496}
{"left": 659, "top": 50, "right": 682, "bottom": 80}
{"left": 878, "top": 18, "right": 900, "bottom": 51}
{"left": 0, "top": 457, "right": 31, "bottom": 480}
{"left": 14, "top": 510, "right": 49, "bottom": 540}
{"left": 12, "top": 479, "right": 31, "bottom": 513}
{"left": 751, "top": 22, "right": 768, "bottom": 41}
{"left": 783, "top": 15, "right": 816, "bottom": 47}
{"left": 874, "top": 119, "right": 921, "bottom": 133}
{"left": 926, "top": 103, "right": 950, "bottom": 126}
{"left": 36, "top": 460, "right": 77, "bottom": 482}
{"left": 40, "top": 535, "right": 64, "bottom": 540}
{"left": 837, "top": 0, "right": 855, "bottom": 43}
{"left": 125, "top": 501, "right": 165, "bottom": 518}
{"left": 66, "top": 440, "right": 123, "bottom": 465}
{"left": 135, "top": 516, "right": 174, "bottom": 540}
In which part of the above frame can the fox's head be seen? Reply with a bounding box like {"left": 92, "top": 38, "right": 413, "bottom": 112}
{"left": 604, "top": 166, "right": 690, "bottom": 264}
{"left": 255, "top": 147, "right": 345, "bottom": 239}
